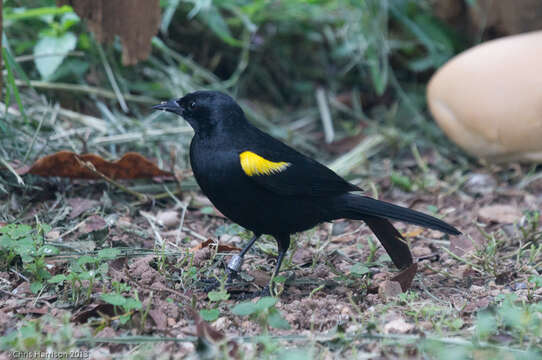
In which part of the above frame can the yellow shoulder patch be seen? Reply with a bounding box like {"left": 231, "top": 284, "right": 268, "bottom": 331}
{"left": 239, "top": 151, "right": 291, "bottom": 177}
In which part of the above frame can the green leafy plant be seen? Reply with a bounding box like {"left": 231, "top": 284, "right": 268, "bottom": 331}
{"left": 0, "top": 223, "right": 58, "bottom": 293}
{"left": 475, "top": 294, "right": 542, "bottom": 348}
{"left": 200, "top": 287, "right": 230, "bottom": 322}
{"left": 231, "top": 296, "right": 290, "bottom": 331}
{"left": 32, "top": 11, "right": 80, "bottom": 79}
{"left": 101, "top": 291, "right": 143, "bottom": 325}
{"left": 0, "top": 313, "right": 87, "bottom": 352}
{"left": 48, "top": 247, "right": 121, "bottom": 303}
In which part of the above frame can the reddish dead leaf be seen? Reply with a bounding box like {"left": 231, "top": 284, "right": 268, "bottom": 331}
{"left": 79, "top": 215, "right": 107, "bottom": 234}
{"left": 67, "top": 197, "right": 99, "bottom": 219}
{"left": 190, "top": 239, "right": 241, "bottom": 253}
{"left": 17, "top": 306, "right": 49, "bottom": 315}
{"left": 190, "top": 309, "right": 239, "bottom": 359}
{"left": 71, "top": 303, "right": 116, "bottom": 323}
{"left": 391, "top": 262, "right": 418, "bottom": 292}
{"left": 246, "top": 269, "right": 272, "bottom": 288}
{"left": 149, "top": 308, "right": 167, "bottom": 330}
{"left": 58, "top": 0, "right": 160, "bottom": 65}
{"left": 20, "top": 151, "right": 172, "bottom": 179}
{"left": 291, "top": 248, "right": 313, "bottom": 265}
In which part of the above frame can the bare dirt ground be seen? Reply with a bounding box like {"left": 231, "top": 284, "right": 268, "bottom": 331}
{"left": 1, "top": 153, "right": 542, "bottom": 359}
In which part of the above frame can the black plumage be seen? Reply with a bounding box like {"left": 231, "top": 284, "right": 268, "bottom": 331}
{"left": 153, "top": 91, "right": 460, "bottom": 286}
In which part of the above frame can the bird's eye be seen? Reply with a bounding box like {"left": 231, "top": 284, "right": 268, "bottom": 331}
{"left": 189, "top": 101, "right": 197, "bottom": 110}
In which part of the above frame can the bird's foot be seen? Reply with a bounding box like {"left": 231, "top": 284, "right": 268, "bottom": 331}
{"left": 227, "top": 254, "right": 244, "bottom": 273}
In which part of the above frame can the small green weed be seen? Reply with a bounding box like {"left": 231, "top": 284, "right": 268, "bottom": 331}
{"left": 231, "top": 297, "right": 290, "bottom": 332}
{"left": 0, "top": 223, "right": 58, "bottom": 293}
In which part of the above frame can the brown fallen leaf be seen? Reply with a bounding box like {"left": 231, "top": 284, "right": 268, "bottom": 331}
{"left": 19, "top": 151, "right": 172, "bottom": 179}
{"left": 149, "top": 308, "right": 167, "bottom": 330}
{"left": 478, "top": 204, "right": 522, "bottom": 224}
{"left": 71, "top": 303, "right": 116, "bottom": 323}
{"left": 79, "top": 215, "right": 107, "bottom": 234}
{"left": 68, "top": 197, "right": 99, "bottom": 219}
{"left": 58, "top": 0, "right": 160, "bottom": 65}
{"left": 190, "top": 239, "right": 241, "bottom": 253}
{"left": 17, "top": 306, "right": 49, "bottom": 315}
{"left": 190, "top": 308, "right": 239, "bottom": 359}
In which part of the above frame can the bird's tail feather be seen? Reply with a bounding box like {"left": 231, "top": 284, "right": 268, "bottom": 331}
{"left": 363, "top": 216, "right": 413, "bottom": 269}
{"left": 337, "top": 194, "right": 460, "bottom": 235}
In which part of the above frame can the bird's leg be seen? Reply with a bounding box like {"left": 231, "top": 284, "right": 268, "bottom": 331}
{"left": 227, "top": 233, "right": 260, "bottom": 281}
{"left": 265, "top": 234, "right": 291, "bottom": 297}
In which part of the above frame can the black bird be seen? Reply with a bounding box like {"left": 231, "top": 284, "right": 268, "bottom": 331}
{"left": 153, "top": 91, "right": 460, "bottom": 287}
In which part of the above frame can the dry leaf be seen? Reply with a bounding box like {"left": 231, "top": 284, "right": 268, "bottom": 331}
{"left": 17, "top": 306, "right": 49, "bottom": 315}
{"left": 20, "top": 151, "right": 172, "bottom": 179}
{"left": 72, "top": 303, "right": 116, "bottom": 323}
{"left": 190, "top": 309, "right": 239, "bottom": 359}
{"left": 58, "top": 0, "right": 160, "bottom": 65}
{"left": 149, "top": 308, "right": 167, "bottom": 330}
{"left": 190, "top": 239, "right": 241, "bottom": 253}
{"left": 79, "top": 215, "right": 107, "bottom": 234}
{"left": 478, "top": 204, "right": 522, "bottom": 224}
{"left": 67, "top": 197, "right": 99, "bottom": 219}
{"left": 402, "top": 228, "right": 424, "bottom": 238}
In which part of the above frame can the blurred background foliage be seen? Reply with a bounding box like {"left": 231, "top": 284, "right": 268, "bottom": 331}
{"left": 1, "top": 0, "right": 474, "bottom": 176}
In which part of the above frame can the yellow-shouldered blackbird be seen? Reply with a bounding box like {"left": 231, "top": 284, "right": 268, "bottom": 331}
{"left": 153, "top": 91, "right": 460, "bottom": 282}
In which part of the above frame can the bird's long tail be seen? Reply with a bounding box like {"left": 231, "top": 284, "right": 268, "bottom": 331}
{"left": 330, "top": 194, "right": 460, "bottom": 269}
{"left": 337, "top": 193, "right": 460, "bottom": 235}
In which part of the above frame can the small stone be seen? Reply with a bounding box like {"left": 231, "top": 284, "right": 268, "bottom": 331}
{"left": 378, "top": 280, "right": 402, "bottom": 300}
{"left": 214, "top": 317, "right": 229, "bottom": 331}
{"left": 419, "top": 321, "right": 433, "bottom": 331}
{"left": 384, "top": 318, "right": 414, "bottom": 334}
{"left": 373, "top": 272, "right": 391, "bottom": 282}
{"left": 46, "top": 230, "right": 60, "bottom": 241}
{"left": 463, "top": 173, "right": 496, "bottom": 196}
{"left": 478, "top": 205, "right": 522, "bottom": 224}
{"left": 411, "top": 246, "right": 431, "bottom": 258}
{"left": 156, "top": 210, "right": 179, "bottom": 228}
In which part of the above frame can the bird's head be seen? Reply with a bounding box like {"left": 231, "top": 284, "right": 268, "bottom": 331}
{"left": 152, "top": 91, "right": 244, "bottom": 133}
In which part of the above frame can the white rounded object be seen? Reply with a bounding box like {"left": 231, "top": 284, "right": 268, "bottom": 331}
{"left": 427, "top": 31, "right": 542, "bottom": 162}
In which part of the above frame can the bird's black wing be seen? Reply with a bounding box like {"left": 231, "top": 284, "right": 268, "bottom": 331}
{"left": 238, "top": 128, "right": 361, "bottom": 197}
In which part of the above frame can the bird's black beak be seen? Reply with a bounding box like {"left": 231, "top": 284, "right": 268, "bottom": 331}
{"left": 152, "top": 99, "right": 183, "bottom": 116}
